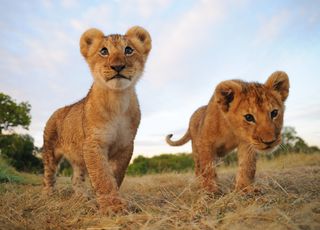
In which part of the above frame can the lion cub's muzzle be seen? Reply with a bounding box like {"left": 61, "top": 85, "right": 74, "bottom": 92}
{"left": 261, "top": 139, "right": 277, "bottom": 148}
{"left": 109, "top": 74, "right": 131, "bottom": 81}
{"left": 108, "top": 65, "right": 131, "bottom": 81}
{"left": 257, "top": 137, "right": 281, "bottom": 152}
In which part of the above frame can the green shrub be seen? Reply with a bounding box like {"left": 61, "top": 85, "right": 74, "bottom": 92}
{"left": 127, "top": 153, "right": 194, "bottom": 176}
{"left": 0, "top": 157, "right": 25, "bottom": 183}
{"left": 58, "top": 159, "right": 72, "bottom": 176}
{"left": 0, "top": 134, "right": 43, "bottom": 173}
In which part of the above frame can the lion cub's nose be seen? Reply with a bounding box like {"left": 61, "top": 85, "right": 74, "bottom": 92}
{"left": 111, "top": 65, "right": 126, "bottom": 72}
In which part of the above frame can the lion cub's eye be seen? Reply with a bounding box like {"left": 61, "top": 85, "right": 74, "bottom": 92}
{"left": 124, "top": 46, "right": 134, "bottom": 56}
{"left": 99, "top": 47, "right": 109, "bottom": 56}
{"left": 271, "top": 109, "right": 278, "bottom": 119}
{"left": 244, "top": 114, "right": 255, "bottom": 123}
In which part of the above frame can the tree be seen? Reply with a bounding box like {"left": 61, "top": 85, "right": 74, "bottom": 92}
{"left": 282, "top": 126, "right": 298, "bottom": 148}
{"left": 0, "top": 92, "right": 42, "bottom": 173}
{"left": 0, "top": 134, "right": 42, "bottom": 172}
{"left": 0, "top": 92, "right": 31, "bottom": 134}
{"left": 281, "top": 126, "right": 309, "bottom": 152}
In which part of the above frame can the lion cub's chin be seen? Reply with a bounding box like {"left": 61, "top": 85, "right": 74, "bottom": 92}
{"left": 95, "top": 77, "right": 134, "bottom": 91}
{"left": 255, "top": 144, "right": 280, "bottom": 154}
{"left": 106, "top": 78, "right": 133, "bottom": 91}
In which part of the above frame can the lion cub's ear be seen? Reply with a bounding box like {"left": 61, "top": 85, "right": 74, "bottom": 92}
{"left": 265, "top": 71, "right": 290, "bottom": 102}
{"left": 80, "top": 28, "right": 104, "bottom": 58}
{"left": 215, "top": 80, "right": 242, "bottom": 112}
{"left": 126, "top": 26, "right": 152, "bottom": 56}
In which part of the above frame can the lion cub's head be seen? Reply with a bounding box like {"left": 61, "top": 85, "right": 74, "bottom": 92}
{"left": 80, "top": 26, "right": 151, "bottom": 91}
{"left": 216, "top": 71, "right": 290, "bottom": 152}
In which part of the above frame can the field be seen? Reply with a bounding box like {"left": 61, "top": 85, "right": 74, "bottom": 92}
{"left": 0, "top": 153, "right": 320, "bottom": 230}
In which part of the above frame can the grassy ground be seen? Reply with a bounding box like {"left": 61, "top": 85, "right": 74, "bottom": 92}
{"left": 0, "top": 158, "right": 39, "bottom": 185}
{"left": 0, "top": 153, "right": 319, "bottom": 229}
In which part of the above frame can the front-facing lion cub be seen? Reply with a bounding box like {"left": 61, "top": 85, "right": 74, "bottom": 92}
{"left": 42, "top": 26, "right": 151, "bottom": 214}
{"left": 166, "top": 71, "right": 289, "bottom": 193}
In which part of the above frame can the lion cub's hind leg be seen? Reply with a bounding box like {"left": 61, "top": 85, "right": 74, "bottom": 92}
{"left": 42, "top": 113, "right": 63, "bottom": 195}
{"left": 42, "top": 149, "right": 62, "bottom": 195}
{"left": 191, "top": 142, "right": 201, "bottom": 177}
{"left": 197, "top": 144, "right": 219, "bottom": 193}
{"left": 71, "top": 164, "right": 89, "bottom": 198}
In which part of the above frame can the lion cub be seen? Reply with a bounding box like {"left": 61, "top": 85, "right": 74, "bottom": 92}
{"left": 166, "top": 71, "right": 289, "bottom": 193}
{"left": 42, "top": 26, "right": 151, "bottom": 213}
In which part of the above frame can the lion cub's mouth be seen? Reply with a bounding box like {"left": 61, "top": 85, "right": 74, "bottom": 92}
{"left": 262, "top": 145, "right": 276, "bottom": 151}
{"left": 108, "top": 74, "right": 131, "bottom": 81}
{"left": 255, "top": 139, "right": 281, "bottom": 153}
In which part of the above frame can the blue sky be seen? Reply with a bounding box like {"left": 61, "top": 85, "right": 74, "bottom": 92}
{"left": 0, "top": 0, "right": 319, "bottom": 157}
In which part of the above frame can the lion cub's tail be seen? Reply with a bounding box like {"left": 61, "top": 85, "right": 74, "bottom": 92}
{"left": 166, "top": 130, "right": 191, "bottom": 146}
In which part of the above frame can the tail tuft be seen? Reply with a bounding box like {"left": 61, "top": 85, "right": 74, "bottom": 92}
{"left": 165, "top": 131, "right": 190, "bottom": 146}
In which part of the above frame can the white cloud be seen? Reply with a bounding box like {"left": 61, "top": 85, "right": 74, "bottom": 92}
{"left": 24, "top": 39, "right": 68, "bottom": 72}
{"left": 60, "top": 0, "right": 77, "bottom": 8}
{"left": 286, "top": 104, "right": 320, "bottom": 121}
{"left": 253, "top": 10, "right": 291, "bottom": 46}
{"left": 68, "top": 0, "right": 172, "bottom": 33}
{"left": 41, "top": 0, "right": 53, "bottom": 9}
{"left": 69, "top": 4, "right": 113, "bottom": 32}
{"left": 146, "top": 0, "right": 227, "bottom": 87}
{"left": 123, "top": 0, "right": 172, "bottom": 18}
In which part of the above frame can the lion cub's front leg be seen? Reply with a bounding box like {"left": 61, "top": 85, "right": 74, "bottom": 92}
{"left": 83, "top": 137, "right": 126, "bottom": 214}
{"left": 235, "top": 143, "right": 257, "bottom": 191}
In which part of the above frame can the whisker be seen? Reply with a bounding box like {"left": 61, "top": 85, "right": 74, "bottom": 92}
{"left": 280, "top": 143, "right": 289, "bottom": 153}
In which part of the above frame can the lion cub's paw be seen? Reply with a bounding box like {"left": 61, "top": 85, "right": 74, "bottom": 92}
{"left": 42, "top": 187, "right": 56, "bottom": 197}
{"left": 201, "top": 181, "right": 224, "bottom": 197}
{"left": 73, "top": 189, "right": 93, "bottom": 201}
{"left": 98, "top": 194, "right": 128, "bottom": 215}
{"left": 236, "top": 185, "right": 264, "bottom": 196}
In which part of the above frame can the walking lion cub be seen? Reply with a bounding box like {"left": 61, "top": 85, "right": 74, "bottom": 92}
{"left": 42, "top": 26, "right": 151, "bottom": 213}
{"left": 166, "top": 71, "right": 289, "bottom": 193}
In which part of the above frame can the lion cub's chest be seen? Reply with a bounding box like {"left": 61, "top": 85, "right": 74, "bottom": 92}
{"left": 112, "top": 115, "right": 132, "bottom": 145}
{"left": 96, "top": 115, "right": 133, "bottom": 154}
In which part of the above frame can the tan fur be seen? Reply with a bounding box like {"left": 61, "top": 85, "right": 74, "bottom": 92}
{"left": 42, "top": 26, "right": 151, "bottom": 213}
{"left": 166, "top": 71, "right": 289, "bottom": 192}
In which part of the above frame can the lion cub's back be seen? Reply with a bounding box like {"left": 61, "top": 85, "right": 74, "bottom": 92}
{"left": 189, "top": 106, "right": 207, "bottom": 137}
{"left": 44, "top": 99, "right": 86, "bottom": 149}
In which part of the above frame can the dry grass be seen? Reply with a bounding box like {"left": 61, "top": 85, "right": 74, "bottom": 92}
{"left": 1, "top": 153, "right": 320, "bottom": 230}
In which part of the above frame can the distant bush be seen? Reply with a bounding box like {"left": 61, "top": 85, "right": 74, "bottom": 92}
{"left": 58, "top": 159, "right": 72, "bottom": 176}
{"left": 222, "top": 151, "right": 238, "bottom": 167}
{"left": 127, "top": 153, "right": 194, "bottom": 176}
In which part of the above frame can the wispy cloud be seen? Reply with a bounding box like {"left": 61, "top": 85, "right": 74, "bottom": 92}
{"left": 286, "top": 103, "right": 320, "bottom": 121}
{"left": 69, "top": 3, "right": 113, "bottom": 32}
{"left": 147, "top": 0, "right": 228, "bottom": 86}
{"left": 122, "top": 0, "right": 172, "bottom": 19}
{"left": 253, "top": 10, "right": 291, "bottom": 46}
{"left": 60, "top": 0, "right": 77, "bottom": 9}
